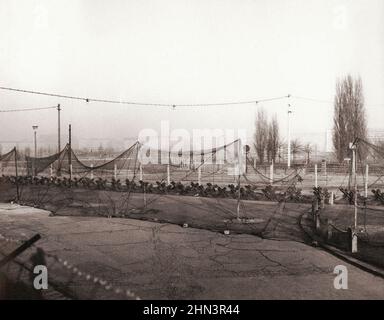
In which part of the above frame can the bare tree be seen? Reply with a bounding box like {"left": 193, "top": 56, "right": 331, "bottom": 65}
{"left": 254, "top": 108, "right": 268, "bottom": 163}
{"left": 333, "top": 75, "right": 368, "bottom": 162}
{"left": 291, "top": 139, "right": 302, "bottom": 163}
{"left": 266, "top": 115, "right": 279, "bottom": 163}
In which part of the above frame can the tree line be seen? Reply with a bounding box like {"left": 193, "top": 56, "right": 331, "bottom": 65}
{"left": 253, "top": 108, "right": 314, "bottom": 164}
{"left": 253, "top": 74, "right": 382, "bottom": 164}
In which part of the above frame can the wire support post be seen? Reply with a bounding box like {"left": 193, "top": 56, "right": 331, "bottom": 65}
{"left": 68, "top": 124, "right": 72, "bottom": 187}
{"left": 14, "top": 147, "right": 20, "bottom": 202}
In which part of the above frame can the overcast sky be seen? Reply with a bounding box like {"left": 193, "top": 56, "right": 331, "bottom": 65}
{"left": 0, "top": 0, "right": 383, "bottom": 149}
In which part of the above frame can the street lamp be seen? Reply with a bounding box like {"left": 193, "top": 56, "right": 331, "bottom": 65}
{"left": 349, "top": 140, "right": 358, "bottom": 253}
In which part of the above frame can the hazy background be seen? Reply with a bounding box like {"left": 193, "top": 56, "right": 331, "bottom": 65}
{"left": 0, "top": 0, "right": 383, "bottom": 150}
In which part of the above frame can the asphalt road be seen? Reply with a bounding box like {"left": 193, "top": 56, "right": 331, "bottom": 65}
{"left": 0, "top": 202, "right": 384, "bottom": 299}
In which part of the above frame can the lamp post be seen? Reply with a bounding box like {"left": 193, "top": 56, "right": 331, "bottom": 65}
{"left": 349, "top": 140, "right": 359, "bottom": 253}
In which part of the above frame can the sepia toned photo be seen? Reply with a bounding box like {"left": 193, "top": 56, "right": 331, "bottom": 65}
{"left": 0, "top": 0, "right": 384, "bottom": 309}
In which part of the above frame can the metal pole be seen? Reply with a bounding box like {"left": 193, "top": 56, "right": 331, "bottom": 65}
{"left": 69, "top": 124, "right": 72, "bottom": 186}
{"left": 57, "top": 104, "right": 61, "bottom": 153}
{"left": 0, "top": 234, "right": 41, "bottom": 269}
{"left": 245, "top": 149, "right": 249, "bottom": 174}
{"left": 353, "top": 147, "right": 357, "bottom": 230}
{"left": 287, "top": 105, "right": 292, "bottom": 168}
{"left": 365, "top": 164, "right": 369, "bottom": 198}
{"left": 314, "top": 164, "right": 318, "bottom": 188}
{"left": 237, "top": 140, "right": 241, "bottom": 221}
{"left": 350, "top": 140, "right": 359, "bottom": 253}
{"left": 237, "top": 173, "right": 241, "bottom": 221}
{"left": 32, "top": 125, "right": 38, "bottom": 176}
{"left": 14, "top": 147, "right": 19, "bottom": 202}
{"left": 34, "top": 131, "right": 37, "bottom": 158}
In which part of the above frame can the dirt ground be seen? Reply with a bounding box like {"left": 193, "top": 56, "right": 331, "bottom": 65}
{"left": 1, "top": 203, "right": 384, "bottom": 299}
{"left": 0, "top": 182, "right": 313, "bottom": 241}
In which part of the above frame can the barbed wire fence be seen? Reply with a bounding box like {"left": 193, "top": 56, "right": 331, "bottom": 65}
{"left": 2, "top": 137, "right": 384, "bottom": 289}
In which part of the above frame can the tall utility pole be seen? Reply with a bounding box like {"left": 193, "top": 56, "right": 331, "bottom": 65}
{"left": 287, "top": 104, "right": 292, "bottom": 168}
{"left": 236, "top": 139, "right": 242, "bottom": 221}
{"left": 14, "top": 147, "right": 19, "bottom": 202}
{"left": 350, "top": 142, "right": 357, "bottom": 230}
{"left": 32, "top": 125, "right": 38, "bottom": 176}
{"left": 57, "top": 104, "right": 61, "bottom": 153}
{"left": 32, "top": 125, "right": 38, "bottom": 157}
{"left": 68, "top": 124, "right": 72, "bottom": 186}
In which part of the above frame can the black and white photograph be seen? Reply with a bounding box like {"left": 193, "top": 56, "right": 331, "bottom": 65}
{"left": 0, "top": 0, "right": 384, "bottom": 311}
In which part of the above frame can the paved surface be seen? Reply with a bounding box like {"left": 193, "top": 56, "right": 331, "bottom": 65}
{"left": 1, "top": 203, "right": 384, "bottom": 299}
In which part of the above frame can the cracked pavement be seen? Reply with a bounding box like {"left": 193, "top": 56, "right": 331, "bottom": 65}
{"left": 1, "top": 202, "right": 384, "bottom": 299}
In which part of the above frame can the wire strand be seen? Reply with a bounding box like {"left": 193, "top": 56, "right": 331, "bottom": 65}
{"left": 0, "top": 86, "right": 289, "bottom": 107}
{"left": 0, "top": 106, "right": 56, "bottom": 113}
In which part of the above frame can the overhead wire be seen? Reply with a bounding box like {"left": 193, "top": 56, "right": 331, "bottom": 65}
{"left": 0, "top": 106, "right": 56, "bottom": 113}
{"left": 0, "top": 86, "right": 290, "bottom": 107}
